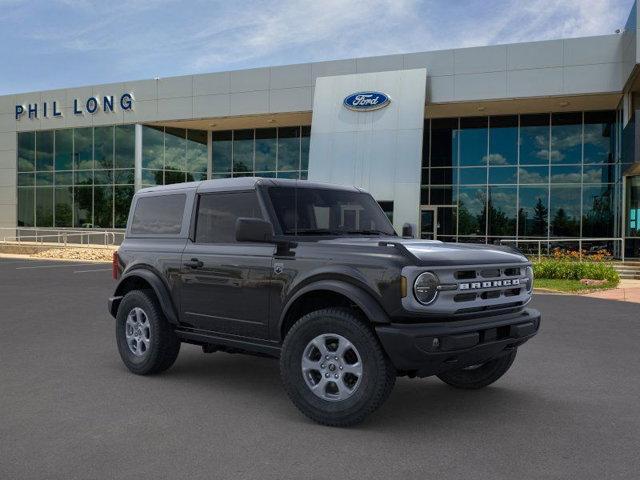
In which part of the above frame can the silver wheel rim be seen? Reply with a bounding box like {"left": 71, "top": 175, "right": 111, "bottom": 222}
{"left": 301, "top": 333, "right": 363, "bottom": 402}
{"left": 125, "top": 307, "right": 151, "bottom": 357}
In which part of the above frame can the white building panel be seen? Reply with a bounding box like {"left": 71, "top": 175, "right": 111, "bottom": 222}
{"left": 309, "top": 68, "right": 426, "bottom": 233}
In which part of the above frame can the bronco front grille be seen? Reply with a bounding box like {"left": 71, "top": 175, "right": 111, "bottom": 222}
{"left": 402, "top": 263, "right": 531, "bottom": 317}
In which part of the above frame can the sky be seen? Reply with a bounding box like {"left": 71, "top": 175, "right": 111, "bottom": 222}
{"left": 0, "top": 0, "right": 636, "bottom": 95}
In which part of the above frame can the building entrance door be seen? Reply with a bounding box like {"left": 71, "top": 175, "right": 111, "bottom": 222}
{"left": 419, "top": 207, "right": 437, "bottom": 239}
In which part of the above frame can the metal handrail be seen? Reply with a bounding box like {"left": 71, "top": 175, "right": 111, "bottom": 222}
{"left": 0, "top": 228, "right": 125, "bottom": 248}
{"left": 499, "top": 238, "right": 624, "bottom": 261}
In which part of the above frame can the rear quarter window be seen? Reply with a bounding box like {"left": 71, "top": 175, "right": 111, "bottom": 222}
{"left": 129, "top": 194, "right": 186, "bottom": 235}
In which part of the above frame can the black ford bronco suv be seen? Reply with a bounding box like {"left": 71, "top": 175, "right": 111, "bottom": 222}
{"left": 109, "top": 177, "right": 540, "bottom": 426}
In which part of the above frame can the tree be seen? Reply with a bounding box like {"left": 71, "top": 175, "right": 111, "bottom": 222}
{"left": 532, "top": 198, "right": 548, "bottom": 236}
{"left": 551, "top": 208, "right": 579, "bottom": 237}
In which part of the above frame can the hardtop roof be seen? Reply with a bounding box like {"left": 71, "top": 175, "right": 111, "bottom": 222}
{"left": 135, "top": 177, "right": 363, "bottom": 196}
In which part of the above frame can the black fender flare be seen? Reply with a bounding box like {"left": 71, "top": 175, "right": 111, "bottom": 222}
{"left": 279, "top": 279, "right": 390, "bottom": 335}
{"left": 111, "top": 268, "right": 179, "bottom": 324}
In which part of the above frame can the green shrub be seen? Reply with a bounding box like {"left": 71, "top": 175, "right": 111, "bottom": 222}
{"left": 533, "top": 259, "right": 619, "bottom": 285}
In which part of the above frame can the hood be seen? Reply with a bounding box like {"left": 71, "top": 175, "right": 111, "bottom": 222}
{"left": 316, "top": 237, "right": 528, "bottom": 266}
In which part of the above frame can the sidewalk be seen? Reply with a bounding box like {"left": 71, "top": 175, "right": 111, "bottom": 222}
{"left": 582, "top": 279, "right": 640, "bottom": 303}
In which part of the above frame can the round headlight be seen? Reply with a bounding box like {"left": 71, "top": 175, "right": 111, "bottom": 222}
{"left": 525, "top": 266, "right": 534, "bottom": 293}
{"left": 414, "top": 272, "right": 439, "bottom": 305}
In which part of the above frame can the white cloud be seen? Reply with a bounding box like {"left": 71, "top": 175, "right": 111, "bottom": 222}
{"left": 1, "top": 0, "right": 635, "bottom": 92}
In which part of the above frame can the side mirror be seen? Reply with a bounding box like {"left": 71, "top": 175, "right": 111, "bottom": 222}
{"left": 402, "top": 223, "right": 414, "bottom": 238}
{"left": 236, "top": 217, "right": 274, "bottom": 243}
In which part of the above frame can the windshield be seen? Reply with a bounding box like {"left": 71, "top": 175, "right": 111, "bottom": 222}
{"left": 268, "top": 186, "right": 396, "bottom": 237}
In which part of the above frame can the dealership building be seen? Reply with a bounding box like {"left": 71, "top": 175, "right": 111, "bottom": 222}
{"left": 3, "top": 3, "right": 640, "bottom": 257}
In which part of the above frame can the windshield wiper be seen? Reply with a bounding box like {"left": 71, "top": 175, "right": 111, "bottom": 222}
{"left": 345, "top": 230, "right": 390, "bottom": 236}
{"left": 286, "top": 228, "right": 344, "bottom": 235}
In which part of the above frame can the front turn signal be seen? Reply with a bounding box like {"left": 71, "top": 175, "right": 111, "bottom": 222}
{"left": 400, "top": 276, "right": 407, "bottom": 298}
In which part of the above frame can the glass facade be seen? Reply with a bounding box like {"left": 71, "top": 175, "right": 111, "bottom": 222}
{"left": 14, "top": 111, "right": 622, "bottom": 248}
{"left": 211, "top": 126, "right": 310, "bottom": 180}
{"left": 422, "top": 111, "right": 620, "bottom": 244}
{"left": 141, "top": 126, "right": 208, "bottom": 186}
{"left": 17, "top": 126, "right": 135, "bottom": 228}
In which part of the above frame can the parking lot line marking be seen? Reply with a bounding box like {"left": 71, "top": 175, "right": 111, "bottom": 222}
{"left": 73, "top": 268, "right": 111, "bottom": 274}
{"left": 16, "top": 263, "right": 93, "bottom": 270}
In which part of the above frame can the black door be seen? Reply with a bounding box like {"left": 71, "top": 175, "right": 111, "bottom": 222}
{"left": 179, "top": 191, "right": 274, "bottom": 339}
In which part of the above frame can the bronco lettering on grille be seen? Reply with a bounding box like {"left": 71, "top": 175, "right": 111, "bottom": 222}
{"left": 459, "top": 279, "right": 520, "bottom": 290}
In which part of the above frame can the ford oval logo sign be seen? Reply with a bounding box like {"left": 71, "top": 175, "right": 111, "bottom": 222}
{"left": 343, "top": 91, "right": 390, "bottom": 111}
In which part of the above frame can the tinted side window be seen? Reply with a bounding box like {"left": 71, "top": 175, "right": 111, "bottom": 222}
{"left": 130, "top": 194, "right": 186, "bottom": 235}
{"left": 195, "top": 192, "right": 262, "bottom": 243}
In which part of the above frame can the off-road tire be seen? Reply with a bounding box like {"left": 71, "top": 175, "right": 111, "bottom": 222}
{"left": 280, "top": 308, "right": 396, "bottom": 427}
{"left": 436, "top": 349, "right": 517, "bottom": 389}
{"left": 116, "top": 289, "right": 180, "bottom": 375}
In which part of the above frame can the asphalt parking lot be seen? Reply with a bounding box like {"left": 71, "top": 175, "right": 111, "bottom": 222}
{"left": 1, "top": 257, "right": 639, "bottom": 480}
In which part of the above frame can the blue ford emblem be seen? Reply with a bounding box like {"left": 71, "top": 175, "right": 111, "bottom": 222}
{"left": 343, "top": 91, "right": 390, "bottom": 111}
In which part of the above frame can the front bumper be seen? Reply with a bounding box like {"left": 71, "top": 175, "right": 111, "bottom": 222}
{"left": 376, "top": 308, "right": 541, "bottom": 377}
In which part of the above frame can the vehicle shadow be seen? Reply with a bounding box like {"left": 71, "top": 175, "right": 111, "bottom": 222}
{"left": 158, "top": 345, "right": 555, "bottom": 431}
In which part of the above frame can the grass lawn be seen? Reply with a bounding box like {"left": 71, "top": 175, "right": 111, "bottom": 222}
{"left": 535, "top": 278, "right": 618, "bottom": 293}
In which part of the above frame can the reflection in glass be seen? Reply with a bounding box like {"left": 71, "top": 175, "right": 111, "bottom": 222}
{"left": 212, "top": 131, "right": 232, "bottom": 173}
{"left": 584, "top": 165, "right": 614, "bottom": 184}
{"left": 55, "top": 129, "right": 73, "bottom": 171}
{"left": 55, "top": 186, "right": 73, "bottom": 227}
{"left": 18, "top": 132, "right": 35, "bottom": 172}
{"left": 186, "top": 130, "right": 207, "bottom": 176}
{"left": 519, "top": 166, "right": 548, "bottom": 184}
{"left": 115, "top": 125, "right": 135, "bottom": 169}
{"left": 74, "top": 128, "right": 93, "bottom": 170}
{"left": 94, "top": 126, "right": 114, "bottom": 169}
{"left": 518, "top": 186, "right": 548, "bottom": 237}
{"left": 488, "top": 186, "right": 517, "bottom": 237}
{"left": 74, "top": 186, "right": 92, "bottom": 227}
{"left": 550, "top": 185, "right": 580, "bottom": 237}
{"left": 459, "top": 117, "right": 487, "bottom": 167}
{"left": 94, "top": 169, "right": 113, "bottom": 185}
{"left": 55, "top": 171, "right": 73, "bottom": 186}
{"left": 278, "top": 127, "right": 300, "bottom": 171}
{"left": 459, "top": 167, "right": 486, "bottom": 185}
{"left": 35, "top": 187, "right": 54, "bottom": 227}
{"left": 36, "top": 172, "right": 53, "bottom": 186}
{"left": 584, "top": 111, "right": 615, "bottom": 164}
{"left": 488, "top": 116, "right": 517, "bottom": 166}
{"left": 75, "top": 169, "right": 93, "bottom": 186}
{"left": 165, "top": 128, "right": 186, "bottom": 172}
{"left": 142, "top": 126, "right": 164, "bottom": 170}
{"left": 142, "top": 169, "right": 162, "bottom": 185}
{"left": 114, "top": 169, "right": 134, "bottom": 185}
{"left": 18, "top": 188, "right": 34, "bottom": 226}
{"left": 550, "top": 165, "right": 581, "bottom": 183}
{"left": 18, "top": 173, "right": 34, "bottom": 187}
{"left": 94, "top": 186, "right": 113, "bottom": 228}
{"left": 301, "top": 126, "right": 311, "bottom": 171}
{"left": 115, "top": 186, "right": 135, "bottom": 228}
{"left": 430, "top": 118, "right": 458, "bottom": 167}
{"left": 551, "top": 113, "right": 581, "bottom": 164}
{"left": 458, "top": 187, "right": 486, "bottom": 236}
{"left": 583, "top": 184, "right": 614, "bottom": 237}
{"left": 36, "top": 130, "right": 54, "bottom": 171}
{"left": 255, "top": 128, "right": 276, "bottom": 171}
{"left": 488, "top": 167, "right": 517, "bottom": 184}
{"left": 520, "top": 114, "right": 549, "bottom": 165}
{"left": 233, "top": 129, "right": 253, "bottom": 173}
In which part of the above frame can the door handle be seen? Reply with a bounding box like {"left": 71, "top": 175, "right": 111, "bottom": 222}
{"left": 184, "top": 258, "right": 204, "bottom": 269}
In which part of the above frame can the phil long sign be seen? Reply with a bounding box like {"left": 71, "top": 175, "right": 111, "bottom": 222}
{"left": 15, "top": 93, "right": 134, "bottom": 120}
{"left": 343, "top": 91, "right": 390, "bottom": 111}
